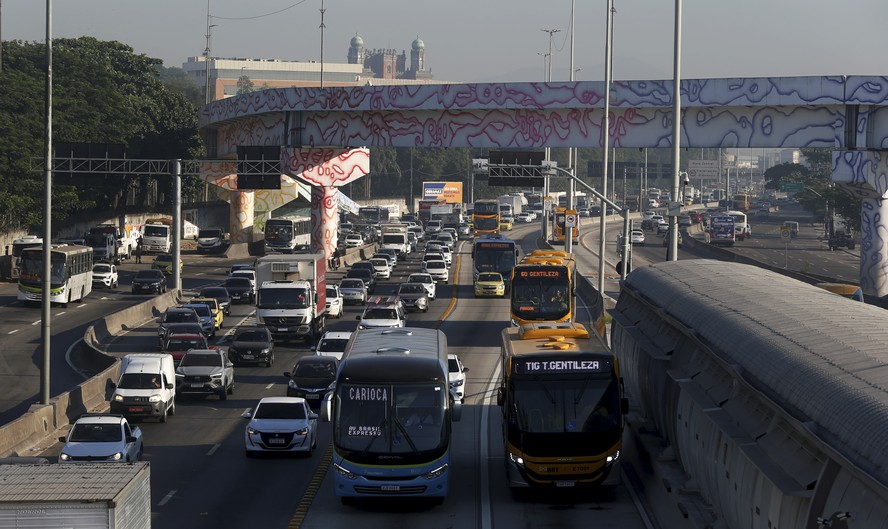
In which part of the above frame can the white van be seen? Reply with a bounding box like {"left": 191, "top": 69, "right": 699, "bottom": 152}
{"left": 109, "top": 353, "right": 177, "bottom": 423}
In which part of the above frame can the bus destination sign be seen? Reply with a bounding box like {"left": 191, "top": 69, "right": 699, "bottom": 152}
{"left": 515, "top": 358, "right": 611, "bottom": 375}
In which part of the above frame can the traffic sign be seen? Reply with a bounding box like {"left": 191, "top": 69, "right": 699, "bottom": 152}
{"left": 565, "top": 214, "right": 577, "bottom": 227}
{"left": 780, "top": 227, "right": 792, "bottom": 243}
{"left": 780, "top": 182, "right": 804, "bottom": 193}
{"left": 688, "top": 160, "right": 719, "bottom": 180}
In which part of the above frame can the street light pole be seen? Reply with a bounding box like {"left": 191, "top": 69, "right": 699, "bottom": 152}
{"left": 319, "top": 0, "right": 325, "bottom": 89}
{"left": 598, "top": 0, "right": 614, "bottom": 295}
{"left": 667, "top": 0, "right": 683, "bottom": 261}
{"left": 41, "top": 0, "right": 53, "bottom": 405}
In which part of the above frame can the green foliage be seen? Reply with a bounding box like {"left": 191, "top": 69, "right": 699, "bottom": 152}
{"left": 0, "top": 37, "right": 203, "bottom": 233}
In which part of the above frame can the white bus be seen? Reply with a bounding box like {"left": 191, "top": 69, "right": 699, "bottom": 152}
{"left": 18, "top": 244, "right": 93, "bottom": 306}
{"left": 10, "top": 235, "right": 43, "bottom": 279}
{"left": 725, "top": 210, "right": 749, "bottom": 240}
{"left": 264, "top": 216, "right": 311, "bottom": 253}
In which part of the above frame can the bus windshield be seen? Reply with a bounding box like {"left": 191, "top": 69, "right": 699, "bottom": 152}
{"left": 474, "top": 243, "right": 517, "bottom": 274}
{"left": 265, "top": 221, "right": 294, "bottom": 241}
{"left": 473, "top": 217, "right": 499, "bottom": 232}
{"left": 335, "top": 383, "right": 448, "bottom": 462}
{"left": 473, "top": 202, "right": 499, "bottom": 215}
{"left": 511, "top": 268, "right": 571, "bottom": 321}
{"left": 510, "top": 376, "right": 621, "bottom": 454}
{"left": 19, "top": 256, "right": 67, "bottom": 284}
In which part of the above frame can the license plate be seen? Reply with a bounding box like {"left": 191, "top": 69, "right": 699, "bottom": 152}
{"left": 305, "top": 393, "right": 320, "bottom": 399}
{"left": 242, "top": 355, "right": 254, "bottom": 360}
{"left": 277, "top": 327, "right": 288, "bottom": 332}
{"left": 268, "top": 438, "right": 286, "bottom": 444}
{"left": 380, "top": 485, "right": 400, "bottom": 491}
{"left": 128, "top": 406, "right": 143, "bottom": 413}
{"left": 191, "top": 383, "right": 204, "bottom": 388}
{"left": 555, "top": 481, "right": 576, "bottom": 488}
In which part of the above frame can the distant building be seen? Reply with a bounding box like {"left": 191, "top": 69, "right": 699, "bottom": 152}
{"left": 183, "top": 35, "right": 440, "bottom": 102}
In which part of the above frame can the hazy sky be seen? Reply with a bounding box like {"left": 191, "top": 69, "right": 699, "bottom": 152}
{"left": 5, "top": 0, "right": 887, "bottom": 83}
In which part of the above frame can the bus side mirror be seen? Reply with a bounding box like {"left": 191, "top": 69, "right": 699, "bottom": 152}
{"left": 620, "top": 397, "right": 629, "bottom": 415}
{"left": 496, "top": 387, "right": 504, "bottom": 407}
{"left": 320, "top": 392, "right": 333, "bottom": 422}
{"left": 451, "top": 394, "right": 462, "bottom": 422}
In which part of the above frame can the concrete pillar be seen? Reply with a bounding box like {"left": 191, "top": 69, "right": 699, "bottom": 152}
{"left": 311, "top": 185, "right": 339, "bottom": 259}
{"left": 832, "top": 150, "right": 888, "bottom": 297}
{"left": 230, "top": 190, "right": 255, "bottom": 244}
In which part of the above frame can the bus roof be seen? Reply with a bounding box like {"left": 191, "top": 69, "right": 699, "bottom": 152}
{"left": 502, "top": 322, "right": 610, "bottom": 360}
{"left": 339, "top": 328, "right": 448, "bottom": 382}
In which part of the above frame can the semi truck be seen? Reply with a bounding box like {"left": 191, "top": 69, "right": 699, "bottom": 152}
{"left": 255, "top": 254, "right": 327, "bottom": 344}
{"left": 497, "top": 194, "right": 524, "bottom": 218}
{"left": 0, "top": 462, "right": 150, "bottom": 528}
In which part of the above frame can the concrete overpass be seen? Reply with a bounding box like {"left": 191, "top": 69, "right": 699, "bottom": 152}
{"left": 198, "top": 75, "right": 888, "bottom": 295}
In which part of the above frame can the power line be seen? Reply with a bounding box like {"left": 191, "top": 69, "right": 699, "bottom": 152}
{"left": 213, "top": 0, "right": 308, "bottom": 21}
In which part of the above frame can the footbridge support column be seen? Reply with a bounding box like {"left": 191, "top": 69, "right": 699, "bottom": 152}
{"left": 833, "top": 150, "right": 888, "bottom": 297}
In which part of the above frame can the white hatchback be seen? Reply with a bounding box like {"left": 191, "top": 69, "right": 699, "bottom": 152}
{"left": 368, "top": 258, "right": 392, "bottom": 279}
{"left": 448, "top": 354, "right": 469, "bottom": 402}
{"left": 407, "top": 273, "right": 437, "bottom": 300}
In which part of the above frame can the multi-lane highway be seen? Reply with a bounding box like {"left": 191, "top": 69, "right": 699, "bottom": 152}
{"left": 0, "top": 210, "right": 865, "bottom": 529}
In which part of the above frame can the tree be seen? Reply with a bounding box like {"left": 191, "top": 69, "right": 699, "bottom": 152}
{"left": 0, "top": 37, "right": 204, "bottom": 233}
{"left": 236, "top": 75, "right": 254, "bottom": 95}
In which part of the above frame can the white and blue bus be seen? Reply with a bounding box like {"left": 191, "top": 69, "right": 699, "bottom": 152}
{"left": 17, "top": 244, "right": 93, "bottom": 306}
{"left": 321, "top": 328, "right": 462, "bottom": 504}
{"left": 264, "top": 216, "right": 311, "bottom": 253}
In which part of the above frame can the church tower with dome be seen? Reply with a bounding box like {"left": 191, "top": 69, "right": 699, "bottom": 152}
{"left": 348, "top": 34, "right": 433, "bottom": 81}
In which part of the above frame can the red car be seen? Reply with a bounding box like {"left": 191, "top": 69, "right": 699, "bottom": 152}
{"left": 162, "top": 333, "right": 211, "bottom": 365}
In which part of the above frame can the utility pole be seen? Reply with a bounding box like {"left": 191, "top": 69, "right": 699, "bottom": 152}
{"left": 203, "top": 0, "right": 216, "bottom": 105}
{"left": 540, "top": 28, "right": 559, "bottom": 243}
{"left": 319, "top": 0, "right": 325, "bottom": 89}
{"left": 598, "top": 0, "right": 614, "bottom": 295}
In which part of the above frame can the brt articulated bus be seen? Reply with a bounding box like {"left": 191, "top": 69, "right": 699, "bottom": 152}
{"left": 321, "top": 328, "right": 462, "bottom": 503}
{"left": 510, "top": 250, "right": 575, "bottom": 326}
{"left": 472, "top": 199, "right": 500, "bottom": 236}
{"left": 17, "top": 244, "right": 93, "bottom": 306}
{"left": 472, "top": 235, "right": 519, "bottom": 290}
{"left": 499, "top": 322, "right": 626, "bottom": 490}
{"left": 264, "top": 216, "right": 311, "bottom": 253}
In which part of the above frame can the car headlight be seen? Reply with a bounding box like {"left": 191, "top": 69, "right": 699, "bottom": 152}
{"left": 333, "top": 463, "right": 358, "bottom": 480}
{"left": 288, "top": 380, "right": 299, "bottom": 389}
{"left": 112, "top": 394, "right": 124, "bottom": 402}
{"left": 148, "top": 394, "right": 162, "bottom": 403}
{"left": 59, "top": 452, "right": 72, "bottom": 461}
{"left": 247, "top": 426, "right": 259, "bottom": 435}
{"left": 422, "top": 463, "right": 449, "bottom": 480}
{"left": 450, "top": 379, "right": 464, "bottom": 387}
{"left": 260, "top": 348, "right": 270, "bottom": 355}
{"left": 210, "top": 373, "right": 222, "bottom": 379}
{"left": 108, "top": 452, "right": 124, "bottom": 461}
{"left": 295, "top": 427, "right": 309, "bottom": 436}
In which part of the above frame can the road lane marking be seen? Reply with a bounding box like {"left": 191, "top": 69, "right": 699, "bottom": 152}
{"left": 265, "top": 383, "right": 275, "bottom": 390}
{"left": 206, "top": 443, "right": 221, "bottom": 456}
{"left": 7, "top": 329, "right": 18, "bottom": 335}
{"left": 157, "top": 489, "right": 177, "bottom": 507}
{"left": 31, "top": 320, "right": 40, "bottom": 325}
{"left": 57, "top": 312, "right": 66, "bottom": 315}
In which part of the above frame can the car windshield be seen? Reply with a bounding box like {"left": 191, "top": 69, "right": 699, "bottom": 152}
{"left": 399, "top": 285, "right": 423, "bottom": 294}
{"left": 224, "top": 278, "right": 251, "bottom": 288}
{"left": 117, "top": 372, "right": 165, "bottom": 390}
{"left": 135, "top": 270, "right": 162, "bottom": 279}
{"left": 235, "top": 330, "right": 269, "bottom": 342}
{"left": 364, "top": 309, "right": 398, "bottom": 320}
{"left": 427, "top": 261, "right": 445, "bottom": 269}
{"left": 319, "top": 338, "right": 349, "bottom": 352}
{"left": 180, "top": 354, "right": 221, "bottom": 367}
{"left": 254, "top": 402, "right": 306, "bottom": 420}
{"left": 370, "top": 260, "right": 387, "bottom": 268}
{"left": 294, "top": 361, "right": 336, "bottom": 377}
{"left": 185, "top": 305, "right": 211, "bottom": 317}
{"left": 93, "top": 264, "right": 111, "bottom": 273}
{"left": 326, "top": 288, "right": 339, "bottom": 297}
{"left": 409, "top": 275, "right": 432, "bottom": 284}
{"left": 69, "top": 423, "right": 122, "bottom": 443}
{"left": 340, "top": 280, "right": 364, "bottom": 289}
{"left": 478, "top": 273, "right": 501, "bottom": 282}
{"left": 163, "top": 311, "right": 197, "bottom": 323}
{"left": 201, "top": 288, "right": 228, "bottom": 299}
{"left": 166, "top": 338, "right": 204, "bottom": 351}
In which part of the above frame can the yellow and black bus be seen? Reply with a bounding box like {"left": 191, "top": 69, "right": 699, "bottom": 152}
{"left": 498, "top": 322, "right": 626, "bottom": 490}
{"left": 509, "top": 250, "right": 575, "bottom": 326}
{"left": 472, "top": 199, "right": 500, "bottom": 237}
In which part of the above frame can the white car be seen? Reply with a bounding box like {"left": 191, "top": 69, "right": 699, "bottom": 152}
{"left": 434, "top": 232, "right": 455, "bottom": 249}
{"left": 657, "top": 221, "right": 670, "bottom": 235}
{"left": 368, "top": 258, "right": 392, "bottom": 279}
{"left": 356, "top": 301, "right": 407, "bottom": 330}
{"left": 407, "top": 273, "right": 437, "bottom": 300}
{"left": 448, "top": 354, "right": 469, "bottom": 402}
{"left": 344, "top": 233, "right": 364, "bottom": 248}
{"left": 243, "top": 397, "right": 318, "bottom": 456}
{"left": 438, "top": 246, "right": 453, "bottom": 267}
{"left": 630, "top": 229, "right": 646, "bottom": 246}
{"left": 338, "top": 278, "right": 368, "bottom": 305}
{"left": 516, "top": 212, "right": 533, "bottom": 223}
{"left": 375, "top": 247, "right": 399, "bottom": 268}
{"left": 422, "top": 259, "right": 449, "bottom": 283}
{"left": 58, "top": 414, "right": 143, "bottom": 463}
{"left": 92, "top": 263, "right": 119, "bottom": 289}
{"left": 325, "top": 285, "right": 343, "bottom": 318}
{"left": 313, "top": 331, "right": 352, "bottom": 360}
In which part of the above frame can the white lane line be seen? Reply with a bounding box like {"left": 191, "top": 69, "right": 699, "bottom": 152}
{"left": 480, "top": 354, "right": 501, "bottom": 529}
{"left": 157, "top": 489, "right": 177, "bottom": 507}
{"left": 206, "top": 443, "right": 221, "bottom": 456}
{"left": 57, "top": 311, "right": 66, "bottom": 316}
{"left": 265, "top": 383, "right": 275, "bottom": 390}
{"left": 31, "top": 320, "right": 40, "bottom": 325}
{"left": 7, "top": 329, "right": 18, "bottom": 335}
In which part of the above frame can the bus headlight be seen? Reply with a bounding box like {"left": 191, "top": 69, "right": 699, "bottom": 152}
{"left": 333, "top": 463, "right": 358, "bottom": 480}
{"left": 606, "top": 450, "right": 620, "bottom": 464}
{"left": 508, "top": 452, "right": 525, "bottom": 469}
{"left": 422, "top": 463, "right": 448, "bottom": 480}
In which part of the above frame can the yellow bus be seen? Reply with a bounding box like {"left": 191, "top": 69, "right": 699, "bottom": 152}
{"left": 553, "top": 207, "right": 579, "bottom": 244}
{"left": 509, "top": 250, "right": 575, "bottom": 326}
{"left": 472, "top": 199, "right": 500, "bottom": 237}
{"left": 498, "top": 322, "right": 626, "bottom": 490}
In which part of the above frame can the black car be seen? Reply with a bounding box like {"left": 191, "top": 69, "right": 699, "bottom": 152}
{"left": 345, "top": 268, "right": 376, "bottom": 294}
{"left": 222, "top": 276, "right": 254, "bottom": 305}
{"left": 226, "top": 326, "right": 275, "bottom": 367}
{"left": 132, "top": 269, "right": 167, "bottom": 294}
{"left": 200, "top": 286, "right": 232, "bottom": 315}
{"left": 284, "top": 356, "right": 339, "bottom": 406}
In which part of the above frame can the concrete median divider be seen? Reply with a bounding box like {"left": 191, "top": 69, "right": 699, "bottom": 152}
{"left": 0, "top": 290, "right": 182, "bottom": 458}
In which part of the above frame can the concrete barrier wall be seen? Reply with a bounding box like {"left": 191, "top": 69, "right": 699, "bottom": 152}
{"left": 0, "top": 290, "right": 182, "bottom": 458}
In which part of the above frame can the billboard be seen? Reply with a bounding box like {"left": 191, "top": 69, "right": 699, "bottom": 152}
{"left": 688, "top": 160, "right": 719, "bottom": 180}
{"left": 422, "top": 181, "right": 463, "bottom": 204}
